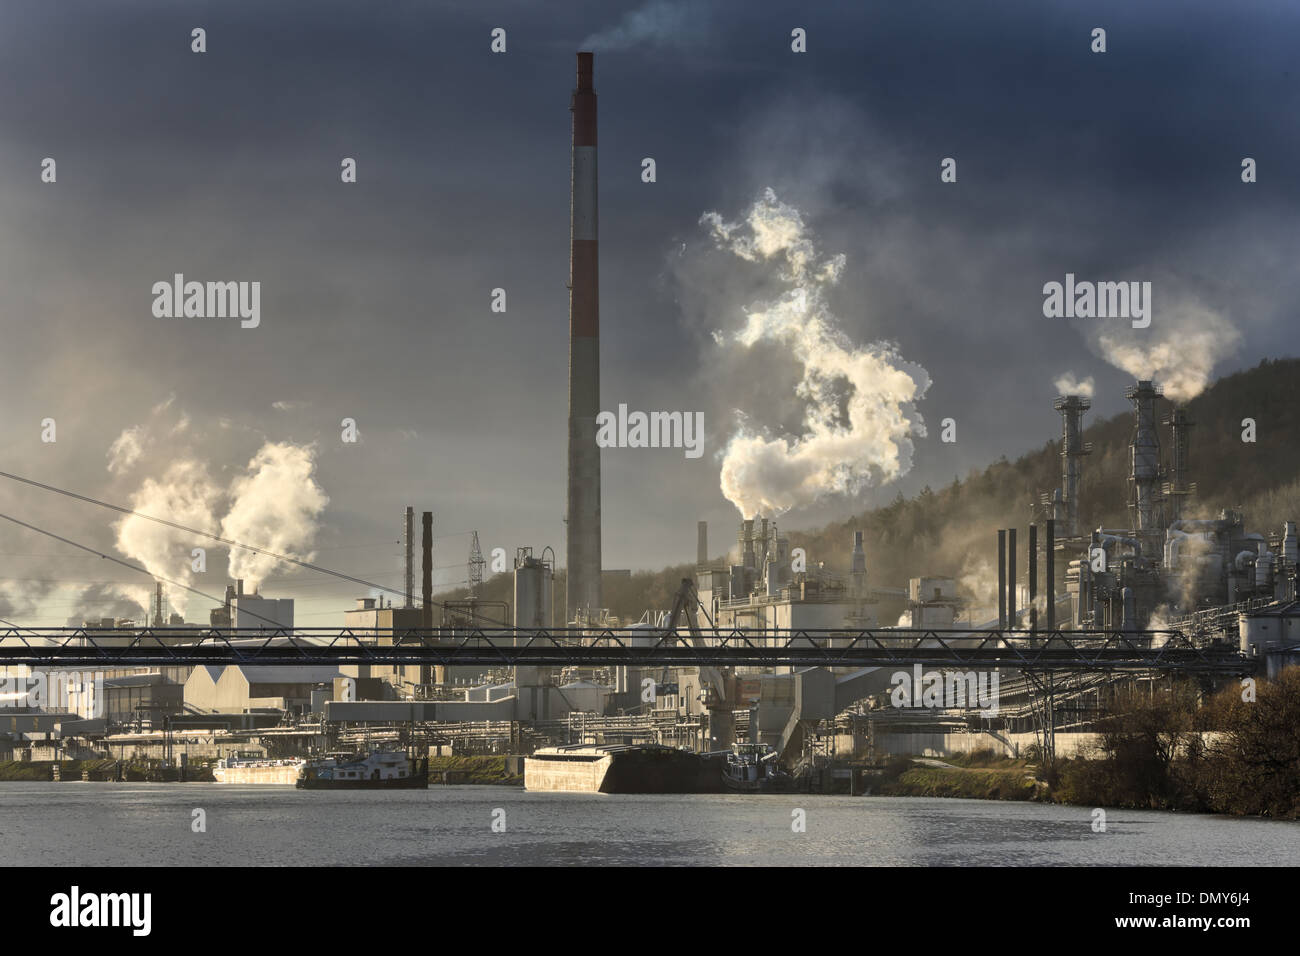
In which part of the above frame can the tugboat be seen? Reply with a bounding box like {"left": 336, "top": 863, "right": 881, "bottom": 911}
{"left": 722, "top": 742, "right": 794, "bottom": 793}
{"left": 295, "top": 750, "right": 428, "bottom": 789}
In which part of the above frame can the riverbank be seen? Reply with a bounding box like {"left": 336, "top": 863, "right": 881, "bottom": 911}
{"left": 874, "top": 752, "right": 1045, "bottom": 802}
{"left": 0, "top": 758, "right": 217, "bottom": 782}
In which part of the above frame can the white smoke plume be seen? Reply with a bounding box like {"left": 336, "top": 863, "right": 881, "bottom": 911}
{"left": 702, "top": 189, "right": 930, "bottom": 518}
{"left": 107, "top": 401, "right": 329, "bottom": 619}
{"left": 220, "top": 441, "right": 329, "bottom": 589}
{"left": 106, "top": 425, "right": 146, "bottom": 475}
{"left": 582, "top": 1, "right": 705, "bottom": 52}
{"left": 114, "top": 459, "right": 222, "bottom": 617}
{"left": 1094, "top": 302, "right": 1240, "bottom": 402}
{"left": 1053, "top": 373, "right": 1095, "bottom": 398}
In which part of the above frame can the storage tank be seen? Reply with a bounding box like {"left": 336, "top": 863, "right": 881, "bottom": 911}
{"left": 513, "top": 552, "right": 554, "bottom": 628}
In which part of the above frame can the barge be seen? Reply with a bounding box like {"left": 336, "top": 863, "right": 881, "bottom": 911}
{"left": 524, "top": 744, "right": 725, "bottom": 794}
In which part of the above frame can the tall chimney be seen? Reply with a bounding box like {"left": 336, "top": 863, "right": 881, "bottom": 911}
{"left": 997, "top": 531, "right": 1006, "bottom": 628}
{"left": 566, "top": 51, "right": 602, "bottom": 623}
{"left": 1028, "top": 524, "right": 1038, "bottom": 632}
{"left": 1053, "top": 394, "right": 1092, "bottom": 537}
{"left": 1046, "top": 518, "right": 1056, "bottom": 631}
{"left": 1165, "top": 404, "right": 1193, "bottom": 521}
{"left": 850, "top": 530, "right": 867, "bottom": 597}
{"left": 697, "top": 521, "right": 708, "bottom": 567}
{"left": 1127, "top": 380, "right": 1162, "bottom": 533}
{"left": 404, "top": 506, "right": 414, "bottom": 609}
{"left": 1007, "top": 527, "right": 1017, "bottom": 628}
{"left": 421, "top": 511, "right": 433, "bottom": 629}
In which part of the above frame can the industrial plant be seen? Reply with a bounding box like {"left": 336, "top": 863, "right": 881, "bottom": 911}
{"left": 1, "top": 53, "right": 1297, "bottom": 799}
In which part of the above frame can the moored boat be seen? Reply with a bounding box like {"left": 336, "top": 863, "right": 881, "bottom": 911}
{"left": 295, "top": 750, "right": 427, "bottom": 789}
{"left": 722, "top": 742, "right": 794, "bottom": 793}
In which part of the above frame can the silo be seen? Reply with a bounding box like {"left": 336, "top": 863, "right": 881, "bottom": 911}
{"left": 513, "top": 553, "right": 553, "bottom": 628}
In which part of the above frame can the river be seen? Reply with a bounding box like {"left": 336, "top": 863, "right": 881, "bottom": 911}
{"left": 2, "top": 783, "right": 1296, "bottom": 866}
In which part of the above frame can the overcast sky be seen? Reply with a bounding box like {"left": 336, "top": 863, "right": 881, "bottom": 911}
{"left": 1, "top": 0, "right": 1297, "bottom": 626}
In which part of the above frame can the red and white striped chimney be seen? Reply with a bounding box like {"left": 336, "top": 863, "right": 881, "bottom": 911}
{"left": 566, "top": 51, "right": 602, "bottom": 623}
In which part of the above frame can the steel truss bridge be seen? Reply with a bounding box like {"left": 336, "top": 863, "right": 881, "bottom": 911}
{"left": 0, "top": 627, "right": 1253, "bottom": 674}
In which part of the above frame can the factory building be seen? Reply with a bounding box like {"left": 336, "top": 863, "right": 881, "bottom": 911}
{"left": 340, "top": 596, "right": 431, "bottom": 693}
{"left": 184, "top": 665, "right": 340, "bottom": 715}
{"left": 1055, "top": 380, "right": 1298, "bottom": 631}
{"left": 699, "top": 522, "right": 880, "bottom": 631}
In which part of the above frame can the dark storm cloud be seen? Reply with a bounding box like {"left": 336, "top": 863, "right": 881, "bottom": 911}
{"left": 0, "top": 0, "right": 1295, "bottom": 622}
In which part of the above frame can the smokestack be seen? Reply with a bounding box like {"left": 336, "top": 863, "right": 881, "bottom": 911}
{"left": 851, "top": 530, "right": 866, "bottom": 597}
{"left": 1127, "top": 380, "right": 1162, "bottom": 533}
{"left": 742, "top": 519, "right": 755, "bottom": 569}
{"left": 421, "top": 511, "right": 433, "bottom": 629}
{"left": 566, "top": 51, "right": 602, "bottom": 624}
{"left": 404, "top": 507, "right": 414, "bottom": 609}
{"left": 1008, "top": 527, "right": 1017, "bottom": 628}
{"left": 1046, "top": 518, "right": 1056, "bottom": 631}
{"left": 697, "top": 521, "right": 708, "bottom": 567}
{"left": 1028, "top": 524, "right": 1038, "bottom": 632}
{"left": 997, "top": 530, "right": 1006, "bottom": 629}
{"left": 1053, "top": 394, "right": 1092, "bottom": 537}
{"left": 1165, "top": 405, "right": 1194, "bottom": 521}
{"left": 236, "top": 579, "right": 244, "bottom": 598}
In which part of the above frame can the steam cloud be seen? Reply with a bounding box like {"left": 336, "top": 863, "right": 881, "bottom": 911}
{"left": 1094, "top": 302, "right": 1240, "bottom": 402}
{"left": 702, "top": 189, "right": 930, "bottom": 518}
{"left": 1053, "top": 373, "right": 1095, "bottom": 398}
{"left": 582, "top": 1, "right": 704, "bottom": 52}
{"left": 221, "top": 442, "right": 329, "bottom": 588}
{"left": 114, "top": 460, "right": 222, "bottom": 617}
{"left": 109, "top": 416, "right": 328, "bottom": 617}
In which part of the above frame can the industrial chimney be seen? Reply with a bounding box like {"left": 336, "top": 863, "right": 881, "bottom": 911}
{"left": 421, "top": 511, "right": 433, "bottom": 629}
{"left": 1053, "top": 393, "right": 1092, "bottom": 537}
{"left": 1127, "top": 380, "right": 1162, "bottom": 533}
{"left": 566, "top": 51, "right": 602, "bottom": 623}
{"left": 1164, "top": 405, "right": 1194, "bottom": 521}
{"left": 850, "top": 530, "right": 867, "bottom": 597}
